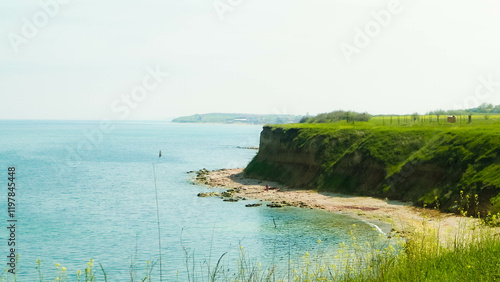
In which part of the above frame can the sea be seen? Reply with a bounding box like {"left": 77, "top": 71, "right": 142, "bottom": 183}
{"left": 0, "top": 120, "right": 386, "bottom": 280}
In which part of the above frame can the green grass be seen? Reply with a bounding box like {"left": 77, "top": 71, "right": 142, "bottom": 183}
{"left": 282, "top": 114, "right": 500, "bottom": 129}
{"left": 374, "top": 238, "right": 500, "bottom": 281}
{"left": 245, "top": 115, "right": 500, "bottom": 215}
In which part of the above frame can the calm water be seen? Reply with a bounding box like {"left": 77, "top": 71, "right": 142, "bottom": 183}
{"left": 0, "top": 121, "right": 383, "bottom": 280}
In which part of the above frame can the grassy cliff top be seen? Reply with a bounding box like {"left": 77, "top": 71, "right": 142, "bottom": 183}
{"left": 269, "top": 114, "right": 500, "bottom": 133}
{"left": 265, "top": 114, "right": 500, "bottom": 173}
{"left": 248, "top": 114, "right": 500, "bottom": 214}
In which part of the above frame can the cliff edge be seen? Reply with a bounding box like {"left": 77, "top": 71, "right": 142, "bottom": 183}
{"left": 244, "top": 124, "right": 500, "bottom": 215}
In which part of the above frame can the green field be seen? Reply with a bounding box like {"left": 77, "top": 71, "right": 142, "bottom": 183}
{"left": 286, "top": 114, "right": 500, "bottom": 129}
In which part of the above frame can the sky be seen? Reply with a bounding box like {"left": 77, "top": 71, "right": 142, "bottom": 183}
{"left": 1, "top": 0, "right": 500, "bottom": 120}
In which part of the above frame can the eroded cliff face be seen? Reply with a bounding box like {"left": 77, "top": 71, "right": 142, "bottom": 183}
{"left": 250, "top": 126, "right": 322, "bottom": 187}
{"left": 244, "top": 125, "right": 500, "bottom": 214}
{"left": 245, "top": 126, "right": 387, "bottom": 191}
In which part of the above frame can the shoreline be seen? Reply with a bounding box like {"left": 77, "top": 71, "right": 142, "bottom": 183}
{"left": 193, "top": 168, "right": 477, "bottom": 239}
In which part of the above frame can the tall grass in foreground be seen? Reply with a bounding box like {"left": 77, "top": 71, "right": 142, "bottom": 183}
{"left": 354, "top": 218, "right": 500, "bottom": 281}
{"left": 193, "top": 217, "right": 500, "bottom": 281}
{"left": 3, "top": 219, "right": 500, "bottom": 281}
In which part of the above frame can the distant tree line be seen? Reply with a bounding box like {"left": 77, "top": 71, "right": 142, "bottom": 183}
{"left": 300, "top": 111, "right": 371, "bottom": 123}
{"left": 427, "top": 103, "right": 500, "bottom": 116}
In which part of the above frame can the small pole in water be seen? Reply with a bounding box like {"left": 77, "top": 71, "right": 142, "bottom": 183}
{"left": 159, "top": 150, "right": 162, "bottom": 158}
{"left": 273, "top": 218, "right": 277, "bottom": 228}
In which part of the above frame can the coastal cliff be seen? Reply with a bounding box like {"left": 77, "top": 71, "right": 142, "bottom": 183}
{"left": 244, "top": 124, "right": 500, "bottom": 215}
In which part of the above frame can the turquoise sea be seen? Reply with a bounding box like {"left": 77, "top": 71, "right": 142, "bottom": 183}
{"left": 0, "top": 121, "right": 384, "bottom": 280}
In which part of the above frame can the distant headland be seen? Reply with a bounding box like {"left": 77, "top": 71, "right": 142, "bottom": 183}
{"left": 171, "top": 113, "right": 303, "bottom": 124}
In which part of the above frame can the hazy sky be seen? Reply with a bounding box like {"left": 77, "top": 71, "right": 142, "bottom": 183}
{"left": 1, "top": 0, "right": 500, "bottom": 120}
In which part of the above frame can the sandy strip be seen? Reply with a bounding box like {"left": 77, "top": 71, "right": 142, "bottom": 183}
{"left": 194, "top": 168, "right": 478, "bottom": 239}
